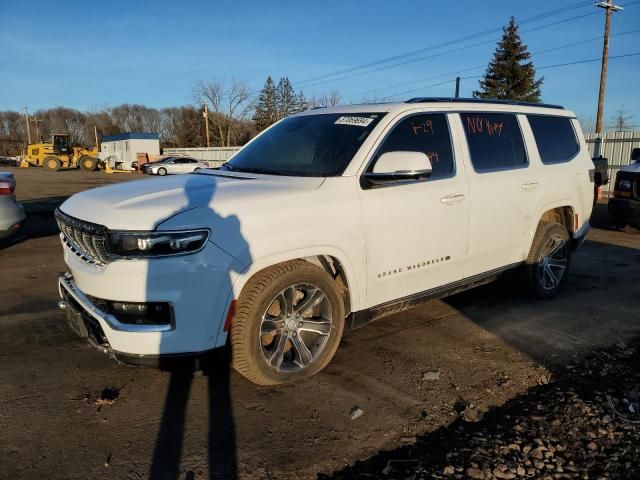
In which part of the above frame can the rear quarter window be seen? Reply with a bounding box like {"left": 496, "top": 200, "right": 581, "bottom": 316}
{"left": 527, "top": 115, "right": 579, "bottom": 164}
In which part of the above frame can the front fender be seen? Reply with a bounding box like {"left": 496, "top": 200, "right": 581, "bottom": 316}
{"left": 214, "top": 246, "right": 363, "bottom": 347}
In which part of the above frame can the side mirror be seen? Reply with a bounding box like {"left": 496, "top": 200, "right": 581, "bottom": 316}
{"left": 631, "top": 148, "right": 640, "bottom": 163}
{"left": 363, "top": 151, "right": 433, "bottom": 187}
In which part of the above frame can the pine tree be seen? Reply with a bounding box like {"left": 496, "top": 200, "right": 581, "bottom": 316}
{"left": 276, "top": 77, "right": 296, "bottom": 120}
{"left": 294, "top": 91, "right": 309, "bottom": 113}
{"left": 473, "top": 17, "right": 543, "bottom": 102}
{"left": 253, "top": 76, "right": 278, "bottom": 131}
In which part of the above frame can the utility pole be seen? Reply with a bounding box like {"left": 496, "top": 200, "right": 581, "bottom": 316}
{"left": 595, "top": 1, "right": 623, "bottom": 133}
{"left": 203, "top": 103, "right": 210, "bottom": 148}
{"left": 23, "top": 108, "right": 31, "bottom": 144}
{"left": 94, "top": 125, "right": 99, "bottom": 150}
{"left": 454, "top": 77, "right": 461, "bottom": 98}
{"left": 30, "top": 117, "right": 43, "bottom": 141}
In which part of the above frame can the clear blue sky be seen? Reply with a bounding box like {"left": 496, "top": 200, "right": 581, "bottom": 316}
{"left": 1, "top": 0, "right": 638, "bottom": 127}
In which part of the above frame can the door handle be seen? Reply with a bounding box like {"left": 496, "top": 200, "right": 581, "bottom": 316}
{"left": 521, "top": 182, "right": 539, "bottom": 191}
{"left": 440, "top": 194, "right": 465, "bottom": 204}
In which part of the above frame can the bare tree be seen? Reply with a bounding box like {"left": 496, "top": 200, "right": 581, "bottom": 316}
{"left": 309, "top": 90, "right": 341, "bottom": 108}
{"left": 38, "top": 107, "right": 87, "bottom": 145}
{"left": 359, "top": 94, "right": 385, "bottom": 104}
{"left": 609, "top": 106, "right": 635, "bottom": 132}
{"left": 194, "top": 78, "right": 254, "bottom": 147}
{"left": 577, "top": 114, "right": 596, "bottom": 134}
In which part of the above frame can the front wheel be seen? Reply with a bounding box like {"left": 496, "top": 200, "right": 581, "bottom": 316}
{"left": 231, "top": 261, "right": 345, "bottom": 385}
{"left": 79, "top": 155, "right": 98, "bottom": 171}
{"left": 157, "top": 167, "right": 167, "bottom": 176}
{"left": 524, "top": 222, "right": 571, "bottom": 299}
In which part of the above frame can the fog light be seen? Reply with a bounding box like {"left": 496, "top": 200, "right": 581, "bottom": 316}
{"left": 110, "top": 301, "right": 172, "bottom": 325}
{"left": 86, "top": 295, "right": 172, "bottom": 326}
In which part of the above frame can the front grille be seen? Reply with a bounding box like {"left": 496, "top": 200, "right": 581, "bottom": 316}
{"left": 55, "top": 209, "right": 110, "bottom": 265}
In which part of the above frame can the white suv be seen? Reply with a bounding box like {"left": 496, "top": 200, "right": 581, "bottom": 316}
{"left": 56, "top": 98, "right": 594, "bottom": 385}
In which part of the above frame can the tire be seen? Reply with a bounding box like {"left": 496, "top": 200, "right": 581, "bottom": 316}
{"left": 231, "top": 260, "right": 345, "bottom": 385}
{"left": 524, "top": 222, "right": 571, "bottom": 299}
{"left": 157, "top": 167, "right": 167, "bottom": 176}
{"left": 43, "top": 156, "right": 61, "bottom": 171}
{"left": 79, "top": 155, "right": 97, "bottom": 171}
{"left": 194, "top": 167, "right": 201, "bottom": 172}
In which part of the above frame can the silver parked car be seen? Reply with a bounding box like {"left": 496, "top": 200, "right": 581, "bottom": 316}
{"left": 142, "top": 157, "right": 209, "bottom": 176}
{"left": 0, "top": 172, "right": 26, "bottom": 239}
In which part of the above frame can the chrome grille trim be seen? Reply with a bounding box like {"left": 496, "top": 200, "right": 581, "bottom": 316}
{"left": 55, "top": 209, "right": 110, "bottom": 265}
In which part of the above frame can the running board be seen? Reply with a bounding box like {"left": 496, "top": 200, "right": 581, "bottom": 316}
{"left": 346, "top": 262, "right": 522, "bottom": 331}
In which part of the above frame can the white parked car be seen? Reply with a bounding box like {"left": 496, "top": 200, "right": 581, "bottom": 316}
{"left": 142, "top": 156, "right": 209, "bottom": 175}
{"left": 56, "top": 98, "right": 594, "bottom": 385}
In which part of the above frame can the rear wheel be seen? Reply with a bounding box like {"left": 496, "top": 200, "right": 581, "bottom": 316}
{"left": 231, "top": 260, "right": 345, "bottom": 385}
{"left": 157, "top": 167, "right": 167, "bottom": 176}
{"left": 524, "top": 222, "right": 571, "bottom": 299}
{"left": 79, "top": 155, "right": 98, "bottom": 171}
{"left": 43, "top": 156, "right": 61, "bottom": 171}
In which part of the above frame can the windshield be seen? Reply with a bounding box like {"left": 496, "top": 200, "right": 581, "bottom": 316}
{"left": 223, "top": 113, "right": 386, "bottom": 177}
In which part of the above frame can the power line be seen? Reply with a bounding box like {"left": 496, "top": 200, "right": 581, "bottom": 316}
{"left": 345, "top": 29, "right": 640, "bottom": 100}
{"left": 379, "top": 51, "right": 640, "bottom": 101}
{"left": 298, "top": 10, "right": 601, "bottom": 90}
{"left": 294, "top": 1, "right": 594, "bottom": 87}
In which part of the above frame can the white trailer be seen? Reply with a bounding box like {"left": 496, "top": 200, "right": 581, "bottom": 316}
{"left": 100, "top": 132, "right": 160, "bottom": 170}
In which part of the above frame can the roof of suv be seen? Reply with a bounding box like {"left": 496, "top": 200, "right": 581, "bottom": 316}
{"left": 297, "top": 97, "right": 575, "bottom": 118}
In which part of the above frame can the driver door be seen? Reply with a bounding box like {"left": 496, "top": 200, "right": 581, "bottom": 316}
{"left": 358, "top": 112, "right": 470, "bottom": 307}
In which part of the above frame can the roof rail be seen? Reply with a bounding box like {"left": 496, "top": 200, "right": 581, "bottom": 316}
{"left": 405, "top": 97, "right": 564, "bottom": 110}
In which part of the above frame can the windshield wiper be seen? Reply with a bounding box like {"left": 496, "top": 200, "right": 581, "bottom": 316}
{"left": 220, "top": 164, "right": 288, "bottom": 176}
{"left": 220, "top": 162, "right": 236, "bottom": 171}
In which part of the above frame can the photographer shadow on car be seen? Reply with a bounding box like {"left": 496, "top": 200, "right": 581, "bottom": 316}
{"left": 149, "top": 173, "right": 250, "bottom": 480}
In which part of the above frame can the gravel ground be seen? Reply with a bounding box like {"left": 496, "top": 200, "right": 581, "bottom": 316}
{"left": 325, "top": 341, "right": 640, "bottom": 480}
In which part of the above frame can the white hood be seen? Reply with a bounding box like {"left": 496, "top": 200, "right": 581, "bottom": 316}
{"left": 59, "top": 171, "right": 325, "bottom": 230}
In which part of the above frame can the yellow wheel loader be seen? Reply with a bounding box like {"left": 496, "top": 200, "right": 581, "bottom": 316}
{"left": 23, "top": 134, "right": 99, "bottom": 171}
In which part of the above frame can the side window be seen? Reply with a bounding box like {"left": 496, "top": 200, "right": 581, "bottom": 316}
{"left": 527, "top": 115, "right": 579, "bottom": 164}
{"left": 461, "top": 113, "right": 527, "bottom": 171}
{"left": 373, "top": 113, "right": 454, "bottom": 179}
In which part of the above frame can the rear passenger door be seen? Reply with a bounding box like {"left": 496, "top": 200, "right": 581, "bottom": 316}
{"left": 458, "top": 112, "right": 537, "bottom": 276}
{"left": 359, "top": 112, "right": 470, "bottom": 306}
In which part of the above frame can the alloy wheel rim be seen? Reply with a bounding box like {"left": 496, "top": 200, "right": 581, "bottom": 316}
{"left": 537, "top": 233, "right": 568, "bottom": 292}
{"left": 259, "top": 283, "right": 332, "bottom": 373}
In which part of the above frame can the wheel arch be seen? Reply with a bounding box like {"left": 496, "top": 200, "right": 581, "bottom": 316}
{"left": 524, "top": 201, "right": 577, "bottom": 258}
{"left": 215, "top": 248, "right": 362, "bottom": 347}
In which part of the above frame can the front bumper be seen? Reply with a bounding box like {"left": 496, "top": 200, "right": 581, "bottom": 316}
{"left": 59, "top": 236, "right": 242, "bottom": 359}
{"left": 608, "top": 197, "right": 640, "bottom": 225}
{"left": 58, "top": 273, "right": 221, "bottom": 368}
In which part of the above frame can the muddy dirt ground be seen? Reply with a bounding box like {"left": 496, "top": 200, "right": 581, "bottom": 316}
{"left": 1, "top": 169, "right": 639, "bottom": 479}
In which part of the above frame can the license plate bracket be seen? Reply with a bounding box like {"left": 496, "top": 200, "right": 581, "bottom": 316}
{"left": 64, "top": 299, "right": 89, "bottom": 338}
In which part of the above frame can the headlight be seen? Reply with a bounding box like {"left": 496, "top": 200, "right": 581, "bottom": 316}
{"left": 108, "top": 230, "right": 209, "bottom": 258}
{"left": 618, "top": 179, "right": 632, "bottom": 191}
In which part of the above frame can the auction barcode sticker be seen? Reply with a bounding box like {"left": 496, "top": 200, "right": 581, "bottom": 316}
{"left": 334, "top": 116, "right": 375, "bottom": 127}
